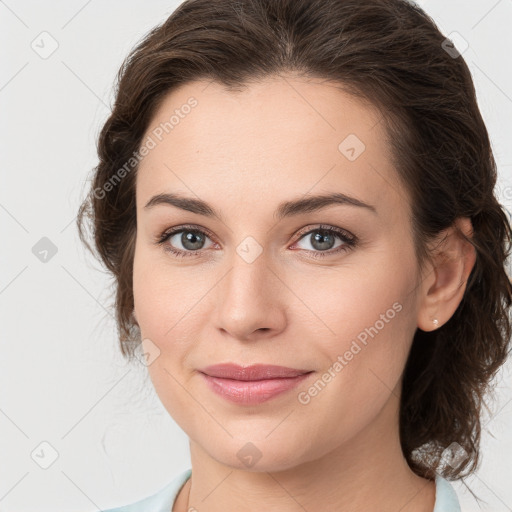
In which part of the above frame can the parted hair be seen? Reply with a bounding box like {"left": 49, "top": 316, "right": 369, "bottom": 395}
{"left": 77, "top": 0, "right": 512, "bottom": 482}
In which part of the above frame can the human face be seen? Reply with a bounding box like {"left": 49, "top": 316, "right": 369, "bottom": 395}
{"left": 133, "top": 75, "right": 423, "bottom": 471}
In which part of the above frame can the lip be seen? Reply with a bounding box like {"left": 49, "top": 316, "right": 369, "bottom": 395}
{"left": 199, "top": 363, "right": 312, "bottom": 380}
{"left": 198, "top": 364, "right": 314, "bottom": 405}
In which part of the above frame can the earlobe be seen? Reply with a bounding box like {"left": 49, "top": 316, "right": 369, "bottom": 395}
{"left": 417, "top": 217, "right": 476, "bottom": 332}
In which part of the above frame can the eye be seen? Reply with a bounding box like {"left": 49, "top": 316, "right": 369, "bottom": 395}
{"left": 156, "top": 225, "right": 216, "bottom": 258}
{"left": 155, "top": 223, "right": 357, "bottom": 259}
{"left": 291, "top": 225, "right": 357, "bottom": 259}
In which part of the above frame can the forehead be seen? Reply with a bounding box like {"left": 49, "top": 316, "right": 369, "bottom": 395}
{"left": 136, "top": 76, "right": 408, "bottom": 223}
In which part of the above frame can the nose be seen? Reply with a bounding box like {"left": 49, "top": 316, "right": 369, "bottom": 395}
{"left": 212, "top": 251, "right": 288, "bottom": 342}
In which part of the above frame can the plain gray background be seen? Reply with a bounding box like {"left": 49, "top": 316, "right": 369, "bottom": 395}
{"left": 1, "top": 0, "right": 511, "bottom": 510}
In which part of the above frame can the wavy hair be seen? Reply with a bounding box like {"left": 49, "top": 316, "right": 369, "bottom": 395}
{"left": 77, "top": 0, "right": 512, "bottom": 482}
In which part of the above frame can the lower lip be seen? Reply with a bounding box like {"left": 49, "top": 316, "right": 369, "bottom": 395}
{"left": 200, "top": 372, "right": 313, "bottom": 405}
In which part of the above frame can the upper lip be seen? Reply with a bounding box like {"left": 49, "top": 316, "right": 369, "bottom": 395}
{"left": 199, "top": 363, "right": 312, "bottom": 381}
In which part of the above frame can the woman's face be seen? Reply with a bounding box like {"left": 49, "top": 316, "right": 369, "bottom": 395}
{"left": 133, "top": 76, "right": 426, "bottom": 471}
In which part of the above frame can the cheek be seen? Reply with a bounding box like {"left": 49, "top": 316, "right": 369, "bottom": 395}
{"left": 292, "top": 258, "right": 415, "bottom": 414}
{"left": 132, "top": 241, "right": 208, "bottom": 340}
{"left": 287, "top": 252, "right": 412, "bottom": 349}
{"left": 291, "top": 298, "right": 413, "bottom": 454}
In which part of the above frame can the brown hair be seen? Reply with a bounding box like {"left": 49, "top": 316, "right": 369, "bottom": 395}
{"left": 77, "top": 0, "right": 512, "bottom": 483}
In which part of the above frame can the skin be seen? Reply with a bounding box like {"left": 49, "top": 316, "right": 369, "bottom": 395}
{"left": 132, "top": 75, "right": 476, "bottom": 512}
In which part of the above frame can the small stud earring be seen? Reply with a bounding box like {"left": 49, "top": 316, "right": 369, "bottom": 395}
{"left": 433, "top": 318, "right": 439, "bottom": 327}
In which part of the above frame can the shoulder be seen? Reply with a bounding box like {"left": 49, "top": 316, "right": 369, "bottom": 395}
{"left": 102, "top": 468, "right": 192, "bottom": 512}
{"left": 433, "top": 474, "right": 461, "bottom": 512}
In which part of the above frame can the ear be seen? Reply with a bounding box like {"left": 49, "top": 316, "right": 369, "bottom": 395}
{"left": 417, "top": 217, "right": 477, "bottom": 332}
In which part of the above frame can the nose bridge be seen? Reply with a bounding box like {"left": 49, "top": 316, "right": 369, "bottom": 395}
{"left": 213, "top": 239, "right": 286, "bottom": 337}
{"left": 224, "top": 240, "right": 274, "bottom": 305}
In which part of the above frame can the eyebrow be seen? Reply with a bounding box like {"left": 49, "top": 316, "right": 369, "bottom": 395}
{"left": 144, "top": 191, "right": 377, "bottom": 220}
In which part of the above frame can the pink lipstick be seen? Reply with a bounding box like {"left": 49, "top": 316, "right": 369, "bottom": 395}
{"left": 198, "top": 363, "right": 313, "bottom": 405}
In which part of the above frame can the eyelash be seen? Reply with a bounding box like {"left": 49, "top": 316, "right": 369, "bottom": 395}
{"left": 155, "top": 223, "right": 358, "bottom": 260}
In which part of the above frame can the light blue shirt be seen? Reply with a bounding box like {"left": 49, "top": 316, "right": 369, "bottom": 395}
{"left": 102, "top": 468, "right": 461, "bottom": 511}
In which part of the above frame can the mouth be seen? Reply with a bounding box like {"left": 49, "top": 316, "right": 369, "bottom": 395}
{"left": 198, "top": 363, "right": 313, "bottom": 380}
{"left": 198, "top": 363, "right": 314, "bottom": 405}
